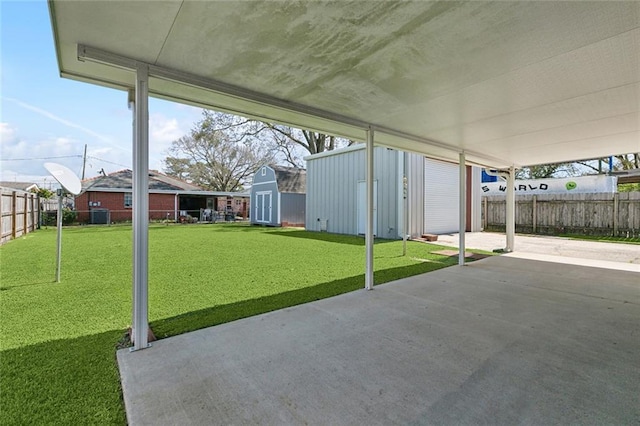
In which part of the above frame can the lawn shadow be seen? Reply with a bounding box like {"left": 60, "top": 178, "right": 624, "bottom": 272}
{"left": 151, "top": 259, "right": 459, "bottom": 339}
{"left": 0, "top": 280, "right": 57, "bottom": 291}
{"left": 1, "top": 330, "right": 127, "bottom": 425}
{"left": 267, "top": 229, "right": 396, "bottom": 246}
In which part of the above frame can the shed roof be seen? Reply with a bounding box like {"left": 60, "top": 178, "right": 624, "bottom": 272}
{"left": 272, "top": 166, "right": 306, "bottom": 194}
{"left": 82, "top": 170, "right": 203, "bottom": 192}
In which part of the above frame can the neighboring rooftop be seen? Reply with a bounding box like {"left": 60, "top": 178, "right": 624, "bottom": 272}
{"left": 0, "top": 182, "right": 39, "bottom": 192}
{"left": 272, "top": 166, "right": 306, "bottom": 194}
{"left": 82, "top": 170, "right": 204, "bottom": 192}
{"left": 611, "top": 169, "right": 640, "bottom": 185}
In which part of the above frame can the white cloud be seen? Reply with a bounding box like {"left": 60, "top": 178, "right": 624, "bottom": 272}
{"left": 0, "top": 123, "right": 99, "bottom": 182}
{"left": 149, "top": 113, "right": 190, "bottom": 171}
{"left": 150, "top": 114, "right": 183, "bottom": 146}
{"left": 0, "top": 122, "right": 17, "bottom": 142}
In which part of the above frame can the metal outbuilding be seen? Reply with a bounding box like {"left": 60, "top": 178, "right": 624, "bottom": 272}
{"left": 250, "top": 165, "right": 306, "bottom": 227}
{"left": 305, "top": 145, "right": 481, "bottom": 239}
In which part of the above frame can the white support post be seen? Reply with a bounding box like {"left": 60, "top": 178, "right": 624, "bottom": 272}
{"left": 458, "top": 152, "right": 466, "bottom": 266}
{"left": 505, "top": 165, "right": 515, "bottom": 252}
{"left": 132, "top": 64, "right": 150, "bottom": 351}
{"left": 174, "top": 193, "right": 178, "bottom": 222}
{"left": 402, "top": 151, "right": 409, "bottom": 256}
{"left": 55, "top": 189, "right": 63, "bottom": 282}
{"left": 365, "top": 127, "right": 374, "bottom": 290}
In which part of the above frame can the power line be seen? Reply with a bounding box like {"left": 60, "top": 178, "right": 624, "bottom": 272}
{"left": 0, "top": 155, "right": 82, "bottom": 161}
{"left": 86, "top": 155, "right": 130, "bottom": 168}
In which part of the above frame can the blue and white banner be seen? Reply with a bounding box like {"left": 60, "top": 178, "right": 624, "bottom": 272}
{"left": 481, "top": 175, "right": 617, "bottom": 196}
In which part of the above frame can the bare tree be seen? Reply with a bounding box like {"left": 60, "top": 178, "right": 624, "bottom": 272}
{"left": 517, "top": 153, "right": 639, "bottom": 179}
{"left": 163, "top": 111, "right": 274, "bottom": 191}
{"left": 575, "top": 154, "right": 640, "bottom": 173}
{"left": 259, "top": 123, "right": 355, "bottom": 168}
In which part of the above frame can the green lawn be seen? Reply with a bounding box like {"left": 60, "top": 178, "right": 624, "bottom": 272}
{"left": 1, "top": 223, "right": 479, "bottom": 424}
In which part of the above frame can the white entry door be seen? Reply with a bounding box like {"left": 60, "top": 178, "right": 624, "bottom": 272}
{"left": 255, "top": 191, "right": 272, "bottom": 223}
{"left": 357, "top": 180, "right": 377, "bottom": 235}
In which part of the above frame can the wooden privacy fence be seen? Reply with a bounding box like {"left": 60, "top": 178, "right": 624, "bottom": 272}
{"left": 1, "top": 188, "right": 39, "bottom": 245}
{"left": 483, "top": 192, "right": 640, "bottom": 238}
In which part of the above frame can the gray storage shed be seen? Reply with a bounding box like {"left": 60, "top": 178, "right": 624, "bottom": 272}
{"left": 250, "top": 165, "right": 306, "bottom": 227}
{"left": 305, "top": 145, "right": 482, "bottom": 239}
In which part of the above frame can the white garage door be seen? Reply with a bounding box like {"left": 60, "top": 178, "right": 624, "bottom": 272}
{"left": 424, "top": 158, "right": 460, "bottom": 234}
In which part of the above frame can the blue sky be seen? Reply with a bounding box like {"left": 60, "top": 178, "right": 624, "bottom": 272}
{"left": 1, "top": 0, "right": 204, "bottom": 188}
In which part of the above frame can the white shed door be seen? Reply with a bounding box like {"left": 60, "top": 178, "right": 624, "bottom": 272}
{"left": 255, "top": 191, "right": 272, "bottom": 223}
{"left": 357, "top": 180, "right": 377, "bottom": 235}
{"left": 424, "top": 158, "right": 459, "bottom": 234}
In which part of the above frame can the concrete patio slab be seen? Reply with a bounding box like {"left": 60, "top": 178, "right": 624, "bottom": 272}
{"left": 435, "top": 232, "right": 640, "bottom": 265}
{"left": 118, "top": 256, "right": 639, "bottom": 425}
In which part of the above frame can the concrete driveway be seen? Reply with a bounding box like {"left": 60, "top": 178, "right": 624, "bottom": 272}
{"left": 435, "top": 232, "right": 640, "bottom": 270}
{"left": 117, "top": 255, "right": 639, "bottom": 425}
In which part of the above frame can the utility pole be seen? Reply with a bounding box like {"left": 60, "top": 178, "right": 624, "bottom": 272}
{"left": 81, "top": 144, "right": 88, "bottom": 180}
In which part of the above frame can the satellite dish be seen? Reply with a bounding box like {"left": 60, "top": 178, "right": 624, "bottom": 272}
{"left": 44, "top": 162, "right": 82, "bottom": 283}
{"left": 44, "top": 162, "right": 82, "bottom": 195}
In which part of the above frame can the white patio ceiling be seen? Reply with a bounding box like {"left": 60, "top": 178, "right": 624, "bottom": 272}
{"left": 49, "top": 1, "right": 639, "bottom": 169}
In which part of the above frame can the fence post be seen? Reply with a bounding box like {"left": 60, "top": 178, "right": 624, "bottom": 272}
{"left": 31, "top": 195, "right": 36, "bottom": 232}
{"left": 482, "top": 197, "right": 487, "bottom": 230}
{"left": 532, "top": 195, "right": 537, "bottom": 234}
{"left": 613, "top": 193, "right": 619, "bottom": 236}
{"left": 23, "top": 193, "right": 29, "bottom": 235}
{"left": 11, "top": 191, "right": 17, "bottom": 239}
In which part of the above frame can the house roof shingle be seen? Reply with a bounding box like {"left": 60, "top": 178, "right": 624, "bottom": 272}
{"left": 82, "top": 170, "right": 203, "bottom": 192}
{"left": 0, "top": 181, "right": 39, "bottom": 192}
{"left": 272, "top": 165, "right": 306, "bottom": 194}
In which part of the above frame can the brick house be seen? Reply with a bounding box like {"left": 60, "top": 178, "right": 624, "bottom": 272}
{"left": 75, "top": 170, "right": 249, "bottom": 224}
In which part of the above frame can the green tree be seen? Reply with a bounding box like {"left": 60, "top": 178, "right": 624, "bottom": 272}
{"left": 32, "top": 187, "right": 55, "bottom": 199}
{"left": 516, "top": 162, "right": 578, "bottom": 179}
{"left": 163, "top": 111, "right": 275, "bottom": 191}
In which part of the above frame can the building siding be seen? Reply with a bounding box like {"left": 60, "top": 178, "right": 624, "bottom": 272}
{"left": 406, "top": 152, "right": 425, "bottom": 238}
{"left": 306, "top": 146, "right": 401, "bottom": 239}
{"left": 280, "top": 193, "right": 305, "bottom": 226}
{"left": 76, "top": 191, "right": 175, "bottom": 223}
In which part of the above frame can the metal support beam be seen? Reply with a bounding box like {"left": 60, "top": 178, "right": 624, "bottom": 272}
{"left": 131, "top": 64, "right": 150, "bottom": 351}
{"left": 458, "top": 152, "right": 466, "bottom": 266}
{"left": 505, "top": 166, "right": 516, "bottom": 252}
{"left": 365, "top": 128, "right": 374, "bottom": 290}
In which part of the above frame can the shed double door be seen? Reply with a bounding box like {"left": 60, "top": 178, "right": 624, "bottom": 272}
{"left": 255, "top": 191, "right": 272, "bottom": 223}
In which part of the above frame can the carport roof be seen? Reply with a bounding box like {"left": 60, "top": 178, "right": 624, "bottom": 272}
{"left": 49, "top": 1, "right": 639, "bottom": 169}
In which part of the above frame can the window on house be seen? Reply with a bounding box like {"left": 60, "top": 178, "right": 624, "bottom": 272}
{"left": 235, "top": 199, "right": 241, "bottom": 206}
{"left": 124, "top": 193, "right": 132, "bottom": 208}
{"left": 261, "top": 167, "right": 266, "bottom": 176}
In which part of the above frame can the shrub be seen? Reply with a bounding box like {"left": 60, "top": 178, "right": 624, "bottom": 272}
{"left": 62, "top": 208, "right": 77, "bottom": 225}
